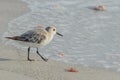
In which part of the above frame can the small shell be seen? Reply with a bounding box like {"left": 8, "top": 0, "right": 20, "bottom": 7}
{"left": 37, "top": 24, "right": 44, "bottom": 28}
{"left": 65, "top": 67, "right": 78, "bottom": 72}
{"left": 58, "top": 52, "right": 64, "bottom": 57}
{"left": 94, "top": 5, "right": 106, "bottom": 11}
{"left": 52, "top": 4, "right": 61, "bottom": 9}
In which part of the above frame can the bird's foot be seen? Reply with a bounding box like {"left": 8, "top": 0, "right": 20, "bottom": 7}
{"left": 28, "top": 58, "right": 35, "bottom": 61}
{"left": 43, "top": 58, "right": 48, "bottom": 62}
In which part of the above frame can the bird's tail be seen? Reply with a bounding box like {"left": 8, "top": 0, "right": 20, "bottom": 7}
{"left": 5, "top": 36, "right": 20, "bottom": 40}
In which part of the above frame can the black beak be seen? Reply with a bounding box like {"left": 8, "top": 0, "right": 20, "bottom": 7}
{"left": 56, "top": 32, "right": 63, "bottom": 37}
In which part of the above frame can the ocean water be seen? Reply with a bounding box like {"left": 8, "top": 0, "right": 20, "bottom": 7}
{"left": 3, "top": 0, "right": 120, "bottom": 71}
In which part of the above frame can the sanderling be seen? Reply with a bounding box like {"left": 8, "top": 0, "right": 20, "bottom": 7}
{"left": 5, "top": 26, "right": 63, "bottom": 61}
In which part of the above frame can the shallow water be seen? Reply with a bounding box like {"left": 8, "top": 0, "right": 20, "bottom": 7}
{"left": 3, "top": 0, "right": 120, "bottom": 71}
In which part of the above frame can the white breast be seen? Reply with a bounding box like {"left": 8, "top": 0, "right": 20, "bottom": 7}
{"left": 40, "top": 35, "right": 54, "bottom": 46}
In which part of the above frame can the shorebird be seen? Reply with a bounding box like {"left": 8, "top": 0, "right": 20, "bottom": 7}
{"left": 5, "top": 26, "right": 63, "bottom": 61}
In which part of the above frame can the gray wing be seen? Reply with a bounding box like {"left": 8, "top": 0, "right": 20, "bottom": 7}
{"left": 19, "top": 30, "right": 46, "bottom": 43}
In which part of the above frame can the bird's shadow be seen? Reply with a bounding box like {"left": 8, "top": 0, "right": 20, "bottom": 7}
{"left": 0, "top": 58, "right": 11, "bottom": 61}
{"left": 0, "top": 58, "right": 47, "bottom": 62}
{"left": 0, "top": 58, "right": 30, "bottom": 62}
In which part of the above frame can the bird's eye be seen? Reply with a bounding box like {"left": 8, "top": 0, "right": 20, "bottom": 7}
{"left": 53, "top": 29, "right": 55, "bottom": 31}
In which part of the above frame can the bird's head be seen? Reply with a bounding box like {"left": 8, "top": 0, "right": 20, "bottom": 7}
{"left": 45, "top": 26, "right": 63, "bottom": 37}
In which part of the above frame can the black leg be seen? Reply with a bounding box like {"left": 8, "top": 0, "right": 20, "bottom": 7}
{"left": 36, "top": 48, "right": 48, "bottom": 62}
{"left": 28, "top": 47, "right": 30, "bottom": 60}
{"left": 27, "top": 47, "right": 34, "bottom": 61}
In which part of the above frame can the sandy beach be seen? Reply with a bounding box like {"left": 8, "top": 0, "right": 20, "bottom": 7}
{"left": 0, "top": 0, "right": 120, "bottom": 80}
